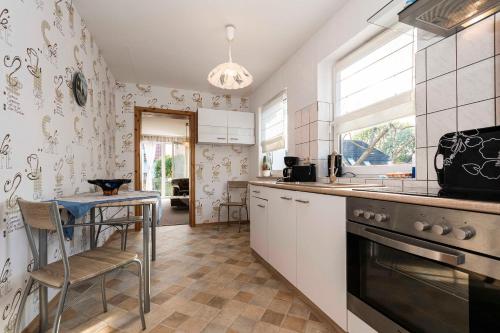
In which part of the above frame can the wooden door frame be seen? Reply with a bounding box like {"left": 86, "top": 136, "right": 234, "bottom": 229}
{"left": 134, "top": 106, "right": 197, "bottom": 227}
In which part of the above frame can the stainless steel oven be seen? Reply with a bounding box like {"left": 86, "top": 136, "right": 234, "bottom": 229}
{"left": 347, "top": 197, "right": 500, "bottom": 333}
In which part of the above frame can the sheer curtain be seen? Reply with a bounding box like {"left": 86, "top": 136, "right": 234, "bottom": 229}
{"left": 142, "top": 141, "right": 157, "bottom": 191}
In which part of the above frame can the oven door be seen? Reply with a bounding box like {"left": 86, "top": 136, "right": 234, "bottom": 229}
{"left": 347, "top": 221, "right": 500, "bottom": 333}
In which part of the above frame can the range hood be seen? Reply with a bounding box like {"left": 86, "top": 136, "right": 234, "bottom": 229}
{"left": 369, "top": 0, "right": 500, "bottom": 37}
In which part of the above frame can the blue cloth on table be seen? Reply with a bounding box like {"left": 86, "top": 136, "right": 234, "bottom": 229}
{"left": 53, "top": 192, "right": 161, "bottom": 240}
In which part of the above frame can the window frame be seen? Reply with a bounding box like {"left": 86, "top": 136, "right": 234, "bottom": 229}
{"left": 332, "top": 28, "right": 416, "bottom": 176}
{"left": 259, "top": 90, "right": 288, "bottom": 174}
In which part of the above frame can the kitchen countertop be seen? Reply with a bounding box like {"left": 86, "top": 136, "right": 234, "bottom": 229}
{"left": 249, "top": 180, "right": 500, "bottom": 215}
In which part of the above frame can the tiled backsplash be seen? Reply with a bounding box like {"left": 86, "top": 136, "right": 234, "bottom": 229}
{"left": 415, "top": 14, "right": 499, "bottom": 183}
{"left": 294, "top": 101, "right": 333, "bottom": 176}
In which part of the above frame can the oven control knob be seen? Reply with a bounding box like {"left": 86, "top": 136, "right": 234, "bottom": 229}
{"left": 414, "top": 221, "right": 431, "bottom": 231}
{"left": 453, "top": 226, "right": 476, "bottom": 240}
{"left": 374, "top": 213, "right": 388, "bottom": 222}
{"left": 353, "top": 209, "right": 364, "bottom": 217}
{"left": 432, "top": 223, "right": 452, "bottom": 235}
{"left": 363, "top": 211, "right": 375, "bottom": 219}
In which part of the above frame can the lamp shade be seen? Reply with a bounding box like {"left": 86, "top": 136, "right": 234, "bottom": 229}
{"left": 207, "top": 61, "right": 253, "bottom": 90}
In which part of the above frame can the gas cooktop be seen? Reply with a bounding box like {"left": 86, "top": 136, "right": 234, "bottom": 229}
{"left": 353, "top": 186, "right": 500, "bottom": 203}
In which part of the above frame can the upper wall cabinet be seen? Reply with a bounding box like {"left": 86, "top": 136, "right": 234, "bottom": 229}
{"left": 198, "top": 108, "right": 255, "bottom": 145}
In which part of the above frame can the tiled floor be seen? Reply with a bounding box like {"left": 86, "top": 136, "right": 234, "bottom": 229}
{"left": 52, "top": 225, "right": 338, "bottom": 332}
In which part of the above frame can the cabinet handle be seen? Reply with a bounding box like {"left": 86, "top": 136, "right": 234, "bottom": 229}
{"left": 230, "top": 137, "right": 239, "bottom": 140}
{"left": 280, "top": 196, "right": 292, "bottom": 200}
{"left": 252, "top": 190, "right": 260, "bottom": 194}
{"left": 295, "top": 199, "right": 309, "bottom": 204}
{"left": 257, "top": 204, "right": 265, "bottom": 208}
{"left": 217, "top": 137, "right": 226, "bottom": 140}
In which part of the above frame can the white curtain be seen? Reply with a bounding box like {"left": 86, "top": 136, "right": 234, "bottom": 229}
{"left": 142, "top": 141, "right": 157, "bottom": 191}
{"left": 261, "top": 91, "right": 287, "bottom": 153}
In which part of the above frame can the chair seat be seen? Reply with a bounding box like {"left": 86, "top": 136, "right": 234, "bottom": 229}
{"left": 220, "top": 202, "right": 246, "bottom": 207}
{"left": 30, "top": 247, "right": 138, "bottom": 288}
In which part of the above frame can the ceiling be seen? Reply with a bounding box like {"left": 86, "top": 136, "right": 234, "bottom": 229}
{"left": 74, "top": 0, "right": 347, "bottom": 95}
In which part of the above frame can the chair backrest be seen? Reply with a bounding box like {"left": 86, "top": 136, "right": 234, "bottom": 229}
{"left": 227, "top": 181, "right": 248, "bottom": 203}
{"left": 17, "top": 199, "right": 69, "bottom": 276}
{"left": 17, "top": 199, "right": 58, "bottom": 231}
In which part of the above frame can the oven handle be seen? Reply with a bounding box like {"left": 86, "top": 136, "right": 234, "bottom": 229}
{"left": 348, "top": 223, "right": 465, "bottom": 266}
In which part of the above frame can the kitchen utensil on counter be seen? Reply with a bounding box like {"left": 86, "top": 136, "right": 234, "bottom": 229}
{"left": 87, "top": 179, "right": 131, "bottom": 195}
{"left": 283, "top": 156, "right": 299, "bottom": 182}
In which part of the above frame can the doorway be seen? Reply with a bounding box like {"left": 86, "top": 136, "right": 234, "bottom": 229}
{"left": 134, "top": 107, "right": 196, "bottom": 227}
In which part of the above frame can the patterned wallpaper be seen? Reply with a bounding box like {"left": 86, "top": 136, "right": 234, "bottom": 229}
{"left": 114, "top": 83, "right": 250, "bottom": 224}
{"left": 0, "top": 0, "right": 116, "bottom": 330}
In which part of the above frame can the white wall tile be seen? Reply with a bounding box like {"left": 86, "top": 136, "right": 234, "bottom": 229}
{"left": 427, "top": 72, "right": 456, "bottom": 113}
{"left": 310, "top": 122, "right": 318, "bottom": 141}
{"left": 317, "top": 121, "right": 330, "bottom": 140}
{"left": 301, "top": 143, "right": 309, "bottom": 160}
{"left": 457, "top": 58, "right": 495, "bottom": 106}
{"left": 457, "top": 16, "right": 494, "bottom": 68}
{"left": 317, "top": 140, "right": 330, "bottom": 160}
{"left": 294, "top": 128, "right": 301, "bottom": 144}
{"left": 427, "top": 146, "right": 438, "bottom": 181}
{"left": 303, "top": 124, "right": 310, "bottom": 143}
{"left": 416, "top": 115, "right": 427, "bottom": 148}
{"left": 295, "top": 144, "right": 302, "bottom": 158}
{"left": 427, "top": 108, "right": 456, "bottom": 147}
{"left": 416, "top": 148, "right": 427, "bottom": 181}
{"left": 301, "top": 108, "right": 310, "bottom": 126}
{"left": 295, "top": 110, "right": 302, "bottom": 129}
{"left": 403, "top": 180, "right": 428, "bottom": 190}
{"left": 310, "top": 141, "right": 318, "bottom": 160}
{"left": 311, "top": 159, "right": 328, "bottom": 177}
{"left": 417, "top": 28, "right": 444, "bottom": 51}
{"left": 497, "top": 98, "right": 500, "bottom": 125}
{"left": 383, "top": 179, "right": 403, "bottom": 190}
{"left": 496, "top": 14, "right": 500, "bottom": 55}
{"left": 496, "top": 55, "right": 500, "bottom": 97}
{"left": 457, "top": 99, "right": 495, "bottom": 131}
{"left": 415, "top": 50, "right": 426, "bottom": 84}
{"left": 317, "top": 102, "right": 331, "bottom": 121}
{"left": 427, "top": 35, "right": 456, "bottom": 79}
{"left": 415, "top": 82, "right": 427, "bottom": 116}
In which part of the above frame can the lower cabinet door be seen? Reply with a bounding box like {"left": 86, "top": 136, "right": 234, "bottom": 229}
{"left": 250, "top": 196, "right": 268, "bottom": 260}
{"left": 296, "top": 192, "right": 347, "bottom": 331}
{"left": 268, "top": 189, "right": 297, "bottom": 285}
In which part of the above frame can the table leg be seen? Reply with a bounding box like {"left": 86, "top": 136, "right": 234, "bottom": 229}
{"left": 142, "top": 204, "right": 150, "bottom": 313}
{"left": 90, "top": 207, "right": 96, "bottom": 249}
{"left": 151, "top": 202, "right": 157, "bottom": 261}
{"left": 38, "top": 230, "right": 48, "bottom": 332}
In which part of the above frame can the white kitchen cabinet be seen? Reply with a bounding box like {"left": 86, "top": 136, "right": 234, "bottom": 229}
{"left": 198, "top": 108, "right": 228, "bottom": 127}
{"left": 228, "top": 127, "right": 255, "bottom": 145}
{"left": 296, "top": 191, "right": 347, "bottom": 331}
{"left": 228, "top": 111, "right": 254, "bottom": 128}
{"left": 198, "top": 125, "right": 228, "bottom": 144}
{"left": 268, "top": 189, "right": 297, "bottom": 285}
{"left": 250, "top": 195, "right": 268, "bottom": 260}
{"left": 197, "top": 108, "right": 255, "bottom": 145}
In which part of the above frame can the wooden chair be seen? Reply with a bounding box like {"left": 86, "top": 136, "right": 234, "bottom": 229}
{"left": 217, "top": 181, "right": 249, "bottom": 232}
{"left": 15, "top": 199, "right": 146, "bottom": 333}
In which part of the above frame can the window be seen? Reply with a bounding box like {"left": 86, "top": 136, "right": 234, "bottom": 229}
{"left": 260, "top": 91, "right": 287, "bottom": 171}
{"left": 334, "top": 28, "right": 416, "bottom": 173}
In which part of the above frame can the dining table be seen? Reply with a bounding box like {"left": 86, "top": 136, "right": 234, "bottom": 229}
{"left": 37, "top": 190, "right": 160, "bottom": 332}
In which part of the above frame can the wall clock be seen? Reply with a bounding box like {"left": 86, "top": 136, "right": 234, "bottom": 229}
{"left": 72, "top": 71, "right": 87, "bottom": 107}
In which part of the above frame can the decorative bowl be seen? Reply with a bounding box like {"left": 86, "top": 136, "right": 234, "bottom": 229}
{"left": 88, "top": 179, "right": 131, "bottom": 196}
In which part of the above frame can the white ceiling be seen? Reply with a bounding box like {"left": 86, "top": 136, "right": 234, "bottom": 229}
{"left": 74, "top": 0, "right": 347, "bottom": 95}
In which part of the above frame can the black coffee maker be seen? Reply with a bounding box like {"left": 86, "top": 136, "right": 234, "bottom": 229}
{"left": 283, "top": 156, "right": 299, "bottom": 182}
